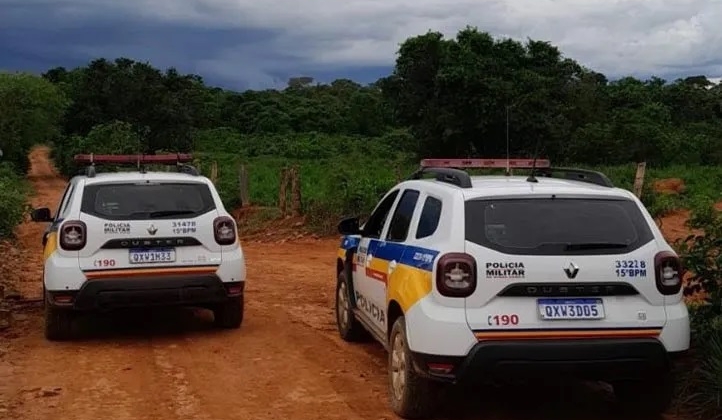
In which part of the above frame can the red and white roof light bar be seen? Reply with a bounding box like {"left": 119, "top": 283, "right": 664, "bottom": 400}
{"left": 420, "top": 158, "right": 551, "bottom": 169}
{"left": 73, "top": 153, "right": 194, "bottom": 165}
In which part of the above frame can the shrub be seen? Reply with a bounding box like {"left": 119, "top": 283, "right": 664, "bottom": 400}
{"left": 0, "top": 162, "right": 29, "bottom": 238}
{"left": 675, "top": 203, "right": 722, "bottom": 303}
{"left": 676, "top": 313, "right": 722, "bottom": 420}
{"left": 673, "top": 204, "right": 722, "bottom": 419}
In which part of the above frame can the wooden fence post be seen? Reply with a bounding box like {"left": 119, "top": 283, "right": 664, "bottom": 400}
{"left": 210, "top": 161, "right": 219, "bottom": 185}
{"left": 290, "top": 165, "right": 302, "bottom": 217}
{"left": 633, "top": 162, "right": 646, "bottom": 198}
{"left": 238, "top": 164, "right": 250, "bottom": 207}
{"left": 279, "top": 167, "right": 289, "bottom": 216}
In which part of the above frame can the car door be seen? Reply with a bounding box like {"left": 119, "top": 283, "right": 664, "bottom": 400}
{"left": 354, "top": 189, "right": 400, "bottom": 333}
{"left": 379, "top": 189, "right": 422, "bottom": 334}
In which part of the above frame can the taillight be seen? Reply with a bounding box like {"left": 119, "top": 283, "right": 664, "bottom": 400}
{"left": 436, "top": 253, "right": 477, "bottom": 298}
{"left": 654, "top": 250, "right": 682, "bottom": 295}
{"left": 59, "top": 220, "right": 87, "bottom": 251}
{"left": 213, "top": 216, "right": 237, "bottom": 245}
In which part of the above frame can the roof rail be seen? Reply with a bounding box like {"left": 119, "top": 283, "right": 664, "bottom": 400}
{"left": 413, "top": 158, "right": 614, "bottom": 188}
{"left": 73, "top": 153, "right": 198, "bottom": 178}
{"left": 408, "top": 167, "right": 473, "bottom": 188}
{"left": 536, "top": 167, "right": 614, "bottom": 188}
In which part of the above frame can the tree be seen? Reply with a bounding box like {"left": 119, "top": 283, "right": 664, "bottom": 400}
{"left": 0, "top": 72, "right": 69, "bottom": 173}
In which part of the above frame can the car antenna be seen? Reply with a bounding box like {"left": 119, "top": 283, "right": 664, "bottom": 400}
{"left": 505, "top": 115, "right": 511, "bottom": 176}
{"left": 526, "top": 139, "right": 541, "bottom": 183}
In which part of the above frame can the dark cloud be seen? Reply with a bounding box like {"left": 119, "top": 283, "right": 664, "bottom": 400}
{"left": 0, "top": 1, "right": 390, "bottom": 89}
{"left": 0, "top": 0, "right": 719, "bottom": 90}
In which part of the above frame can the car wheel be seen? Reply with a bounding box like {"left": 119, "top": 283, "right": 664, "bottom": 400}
{"left": 388, "top": 316, "right": 442, "bottom": 419}
{"left": 44, "top": 302, "right": 74, "bottom": 341}
{"left": 335, "top": 271, "right": 368, "bottom": 342}
{"left": 213, "top": 295, "right": 244, "bottom": 329}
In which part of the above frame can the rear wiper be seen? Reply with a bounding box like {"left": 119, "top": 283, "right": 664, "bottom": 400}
{"left": 149, "top": 210, "right": 196, "bottom": 218}
{"left": 565, "top": 242, "right": 628, "bottom": 251}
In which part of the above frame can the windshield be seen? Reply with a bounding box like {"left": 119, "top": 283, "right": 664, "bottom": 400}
{"left": 465, "top": 197, "right": 654, "bottom": 255}
{"left": 81, "top": 182, "right": 216, "bottom": 220}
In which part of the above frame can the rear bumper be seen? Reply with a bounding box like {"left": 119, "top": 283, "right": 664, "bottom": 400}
{"left": 47, "top": 274, "right": 243, "bottom": 310}
{"left": 410, "top": 338, "right": 676, "bottom": 384}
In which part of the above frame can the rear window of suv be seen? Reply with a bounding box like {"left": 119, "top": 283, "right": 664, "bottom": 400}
{"left": 465, "top": 197, "right": 655, "bottom": 255}
{"left": 81, "top": 182, "right": 216, "bottom": 220}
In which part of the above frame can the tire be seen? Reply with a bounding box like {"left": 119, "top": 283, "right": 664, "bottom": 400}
{"left": 44, "top": 302, "right": 74, "bottom": 341}
{"left": 335, "top": 271, "right": 368, "bottom": 342}
{"left": 213, "top": 295, "right": 244, "bottom": 329}
{"left": 388, "top": 316, "right": 442, "bottom": 419}
{"left": 613, "top": 374, "right": 675, "bottom": 417}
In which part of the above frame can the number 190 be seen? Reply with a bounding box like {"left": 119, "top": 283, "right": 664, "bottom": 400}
{"left": 488, "top": 314, "right": 519, "bottom": 326}
{"left": 93, "top": 259, "right": 116, "bottom": 267}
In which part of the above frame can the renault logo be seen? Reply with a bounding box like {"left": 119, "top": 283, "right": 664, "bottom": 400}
{"left": 563, "top": 262, "right": 579, "bottom": 279}
{"left": 147, "top": 224, "right": 158, "bottom": 235}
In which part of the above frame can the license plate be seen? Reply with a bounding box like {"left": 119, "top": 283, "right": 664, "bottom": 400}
{"left": 537, "top": 298, "right": 605, "bottom": 320}
{"left": 128, "top": 248, "right": 176, "bottom": 264}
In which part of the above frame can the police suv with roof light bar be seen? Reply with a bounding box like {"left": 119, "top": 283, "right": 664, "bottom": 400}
{"left": 30, "top": 153, "right": 246, "bottom": 340}
{"left": 334, "top": 158, "right": 689, "bottom": 419}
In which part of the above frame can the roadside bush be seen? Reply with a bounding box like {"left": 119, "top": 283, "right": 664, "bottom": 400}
{"left": 676, "top": 311, "right": 722, "bottom": 420}
{"left": 673, "top": 205, "right": 722, "bottom": 419}
{"left": 304, "top": 156, "right": 401, "bottom": 232}
{"left": 0, "top": 162, "right": 29, "bottom": 238}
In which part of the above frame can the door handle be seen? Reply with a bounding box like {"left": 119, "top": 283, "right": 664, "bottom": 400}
{"left": 366, "top": 254, "right": 373, "bottom": 267}
{"left": 388, "top": 260, "right": 397, "bottom": 274}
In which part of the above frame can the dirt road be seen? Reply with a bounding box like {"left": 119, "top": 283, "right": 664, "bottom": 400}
{"left": 0, "top": 147, "right": 687, "bottom": 420}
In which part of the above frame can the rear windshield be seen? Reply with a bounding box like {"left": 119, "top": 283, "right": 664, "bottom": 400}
{"left": 81, "top": 182, "right": 216, "bottom": 220}
{"left": 465, "top": 197, "right": 654, "bottom": 255}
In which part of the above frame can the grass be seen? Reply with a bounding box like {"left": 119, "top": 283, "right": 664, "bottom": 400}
{"left": 195, "top": 153, "right": 722, "bottom": 233}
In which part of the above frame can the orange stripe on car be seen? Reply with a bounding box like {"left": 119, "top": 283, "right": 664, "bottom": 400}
{"left": 84, "top": 266, "right": 218, "bottom": 280}
{"left": 474, "top": 328, "right": 662, "bottom": 341}
{"left": 365, "top": 268, "right": 388, "bottom": 283}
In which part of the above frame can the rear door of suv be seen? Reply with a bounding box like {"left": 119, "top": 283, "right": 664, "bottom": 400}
{"left": 463, "top": 194, "right": 668, "bottom": 339}
{"left": 73, "top": 178, "right": 222, "bottom": 275}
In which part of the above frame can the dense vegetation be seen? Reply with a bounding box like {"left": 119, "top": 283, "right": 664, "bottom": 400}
{"left": 3, "top": 28, "right": 722, "bottom": 220}
{"left": 2, "top": 26, "right": 722, "bottom": 415}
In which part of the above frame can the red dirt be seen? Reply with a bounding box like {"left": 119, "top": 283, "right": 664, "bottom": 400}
{"left": 0, "top": 147, "right": 697, "bottom": 420}
{"left": 657, "top": 209, "right": 699, "bottom": 244}
{"left": 1, "top": 146, "right": 68, "bottom": 300}
{"left": 233, "top": 206, "right": 316, "bottom": 243}
{"left": 654, "top": 178, "right": 686, "bottom": 195}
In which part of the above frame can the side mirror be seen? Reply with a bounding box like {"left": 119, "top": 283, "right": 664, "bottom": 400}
{"left": 338, "top": 216, "right": 361, "bottom": 235}
{"left": 30, "top": 207, "right": 52, "bottom": 222}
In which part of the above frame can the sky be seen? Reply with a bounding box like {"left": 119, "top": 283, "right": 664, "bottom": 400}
{"left": 1, "top": 0, "right": 721, "bottom": 91}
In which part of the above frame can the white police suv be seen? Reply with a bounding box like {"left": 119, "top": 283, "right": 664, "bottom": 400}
{"left": 30, "top": 153, "right": 246, "bottom": 340}
{"left": 334, "top": 158, "right": 689, "bottom": 419}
